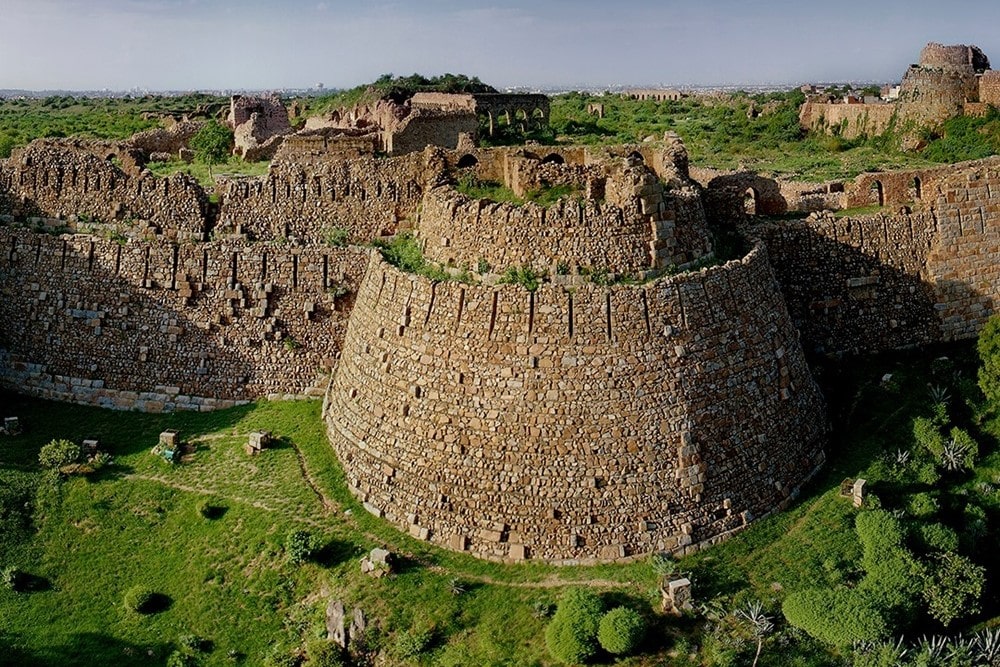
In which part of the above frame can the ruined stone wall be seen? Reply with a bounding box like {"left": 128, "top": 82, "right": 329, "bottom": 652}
{"left": 0, "top": 227, "right": 366, "bottom": 410}
{"left": 925, "top": 162, "right": 1000, "bottom": 340}
{"left": 845, "top": 165, "right": 955, "bottom": 209}
{"left": 216, "top": 153, "right": 426, "bottom": 243}
{"left": 798, "top": 101, "right": 896, "bottom": 139}
{"left": 756, "top": 214, "right": 939, "bottom": 354}
{"left": 920, "top": 43, "right": 989, "bottom": 71}
{"left": 897, "top": 67, "right": 980, "bottom": 127}
{"left": 383, "top": 110, "right": 478, "bottom": 155}
{"left": 979, "top": 71, "right": 1000, "bottom": 106}
{"left": 324, "top": 249, "right": 826, "bottom": 562}
{"left": 1, "top": 143, "right": 208, "bottom": 240}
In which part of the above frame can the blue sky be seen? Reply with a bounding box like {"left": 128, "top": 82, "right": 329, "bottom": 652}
{"left": 3, "top": 0, "right": 1000, "bottom": 90}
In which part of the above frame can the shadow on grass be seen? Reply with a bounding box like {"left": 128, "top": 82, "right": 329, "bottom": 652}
{"left": 0, "top": 631, "right": 175, "bottom": 667}
{"left": 311, "top": 539, "right": 357, "bottom": 568}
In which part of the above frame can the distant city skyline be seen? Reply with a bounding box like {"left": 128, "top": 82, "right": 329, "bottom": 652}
{"left": 4, "top": 0, "right": 1000, "bottom": 92}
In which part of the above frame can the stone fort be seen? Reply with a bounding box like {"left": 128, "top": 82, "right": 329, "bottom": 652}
{"left": 3, "top": 90, "right": 1000, "bottom": 563}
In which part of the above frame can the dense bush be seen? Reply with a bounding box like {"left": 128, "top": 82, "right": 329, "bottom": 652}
{"left": 916, "top": 522, "right": 959, "bottom": 553}
{"left": 284, "top": 530, "right": 320, "bottom": 564}
{"left": 856, "top": 511, "right": 921, "bottom": 613}
{"left": 395, "top": 627, "right": 434, "bottom": 659}
{"left": 304, "top": 639, "right": 346, "bottom": 667}
{"left": 1, "top": 565, "right": 25, "bottom": 592}
{"left": 597, "top": 606, "right": 645, "bottom": 656}
{"left": 782, "top": 588, "right": 888, "bottom": 645}
{"left": 912, "top": 417, "right": 945, "bottom": 460}
{"left": 907, "top": 492, "right": 938, "bottom": 518}
{"left": 977, "top": 314, "right": 1000, "bottom": 404}
{"left": 37, "top": 439, "right": 81, "bottom": 469}
{"left": 123, "top": 585, "right": 157, "bottom": 614}
{"left": 921, "top": 552, "right": 985, "bottom": 627}
{"left": 545, "top": 587, "right": 604, "bottom": 664}
{"left": 165, "top": 650, "right": 197, "bottom": 667}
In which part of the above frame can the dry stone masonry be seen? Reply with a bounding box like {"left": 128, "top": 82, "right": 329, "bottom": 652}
{"left": 8, "top": 123, "right": 1000, "bottom": 563}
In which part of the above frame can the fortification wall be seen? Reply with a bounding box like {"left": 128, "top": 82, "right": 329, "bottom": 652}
{"left": 919, "top": 43, "right": 989, "bottom": 71}
{"left": 756, "top": 213, "right": 939, "bottom": 354}
{"left": 324, "top": 249, "right": 826, "bottom": 562}
{"left": 926, "top": 162, "right": 1000, "bottom": 340}
{"left": 0, "top": 143, "right": 207, "bottom": 240}
{"left": 216, "top": 153, "right": 427, "bottom": 243}
{"left": 383, "top": 111, "right": 478, "bottom": 155}
{"left": 798, "top": 102, "right": 895, "bottom": 139}
{"left": 897, "top": 67, "right": 979, "bottom": 127}
{"left": 979, "top": 71, "right": 1000, "bottom": 106}
{"left": 0, "top": 227, "right": 366, "bottom": 410}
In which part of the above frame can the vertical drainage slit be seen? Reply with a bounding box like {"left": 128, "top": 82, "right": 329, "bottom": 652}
{"left": 230, "top": 252, "right": 238, "bottom": 287}
{"left": 641, "top": 290, "right": 651, "bottom": 336}
{"left": 424, "top": 282, "right": 436, "bottom": 327}
{"left": 260, "top": 252, "right": 268, "bottom": 281}
{"left": 88, "top": 241, "right": 95, "bottom": 273}
{"left": 454, "top": 288, "right": 465, "bottom": 331}
{"left": 605, "top": 292, "right": 612, "bottom": 341}
{"left": 488, "top": 291, "right": 498, "bottom": 340}
{"left": 170, "top": 244, "right": 179, "bottom": 290}
{"left": 376, "top": 271, "right": 386, "bottom": 305}
{"left": 115, "top": 244, "right": 122, "bottom": 276}
{"left": 202, "top": 249, "right": 208, "bottom": 284}
{"left": 60, "top": 240, "right": 67, "bottom": 269}
{"left": 292, "top": 254, "right": 299, "bottom": 290}
{"left": 322, "top": 254, "right": 329, "bottom": 289}
{"left": 567, "top": 293, "right": 574, "bottom": 338}
{"left": 35, "top": 239, "right": 41, "bottom": 265}
{"left": 528, "top": 291, "right": 535, "bottom": 334}
{"left": 143, "top": 247, "right": 151, "bottom": 286}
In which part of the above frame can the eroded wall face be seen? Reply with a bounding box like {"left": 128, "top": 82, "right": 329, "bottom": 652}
{"left": 0, "top": 228, "right": 366, "bottom": 410}
{"left": 324, "top": 249, "right": 826, "bottom": 562}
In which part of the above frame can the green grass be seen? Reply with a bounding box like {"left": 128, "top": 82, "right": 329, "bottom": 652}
{"left": 146, "top": 156, "right": 271, "bottom": 189}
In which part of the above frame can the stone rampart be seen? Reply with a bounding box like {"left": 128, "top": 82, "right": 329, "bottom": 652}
{"left": 383, "top": 110, "right": 478, "bottom": 155}
{"left": 216, "top": 153, "right": 427, "bottom": 243}
{"left": 324, "top": 248, "right": 826, "bottom": 562}
{"left": 0, "top": 142, "right": 208, "bottom": 240}
{"left": 979, "top": 71, "right": 1000, "bottom": 106}
{"left": 798, "top": 102, "right": 895, "bottom": 139}
{"left": 0, "top": 227, "right": 367, "bottom": 410}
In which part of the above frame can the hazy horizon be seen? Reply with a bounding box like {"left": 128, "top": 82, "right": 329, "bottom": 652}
{"left": 4, "top": 0, "right": 1000, "bottom": 92}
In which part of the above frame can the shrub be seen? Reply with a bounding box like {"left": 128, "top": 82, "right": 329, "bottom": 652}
{"left": 597, "top": 606, "right": 645, "bottom": 656}
{"left": 165, "top": 650, "right": 197, "bottom": 667}
{"left": 921, "top": 552, "right": 985, "bottom": 627}
{"left": 949, "top": 427, "right": 978, "bottom": 468}
{"left": 977, "top": 314, "right": 1000, "bottom": 405}
{"left": 912, "top": 417, "right": 945, "bottom": 460}
{"left": 856, "top": 511, "right": 921, "bottom": 614}
{"left": 285, "top": 530, "right": 319, "bottom": 564}
{"left": 907, "top": 492, "right": 938, "bottom": 518}
{"left": 544, "top": 587, "right": 604, "bottom": 664}
{"left": 123, "top": 585, "right": 157, "bottom": 614}
{"left": 782, "top": 588, "right": 888, "bottom": 645}
{"left": 395, "top": 627, "right": 434, "bottom": 659}
{"left": 304, "top": 639, "right": 346, "bottom": 667}
{"left": 916, "top": 522, "right": 959, "bottom": 553}
{"left": 323, "top": 226, "right": 350, "bottom": 247}
{"left": 38, "top": 439, "right": 81, "bottom": 469}
{"left": 178, "top": 634, "right": 206, "bottom": 653}
{"left": 1, "top": 565, "right": 25, "bottom": 592}
{"left": 499, "top": 265, "right": 541, "bottom": 291}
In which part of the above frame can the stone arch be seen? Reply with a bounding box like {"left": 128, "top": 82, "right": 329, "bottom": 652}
{"left": 871, "top": 180, "right": 885, "bottom": 207}
{"left": 626, "top": 150, "right": 644, "bottom": 164}
{"left": 457, "top": 154, "right": 479, "bottom": 169}
{"left": 744, "top": 187, "right": 758, "bottom": 216}
{"left": 541, "top": 153, "right": 565, "bottom": 165}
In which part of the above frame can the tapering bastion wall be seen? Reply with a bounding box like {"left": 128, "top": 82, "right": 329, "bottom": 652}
{"left": 323, "top": 245, "right": 827, "bottom": 563}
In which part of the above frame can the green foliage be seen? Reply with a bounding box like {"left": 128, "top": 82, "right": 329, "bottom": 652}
{"left": 284, "top": 529, "right": 319, "bottom": 564}
{"left": 165, "top": 650, "right": 197, "bottom": 667}
{"left": 524, "top": 183, "right": 583, "bottom": 207}
{"left": 301, "top": 73, "right": 495, "bottom": 118}
{"left": 949, "top": 426, "right": 978, "bottom": 468}
{"left": 395, "top": 627, "right": 434, "bottom": 659}
{"left": 1, "top": 565, "right": 25, "bottom": 592}
{"left": 123, "top": 585, "right": 157, "bottom": 614}
{"left": 304, "top": 640, "right": 346, "bottom": 667}
{"left": 37, "top": 439, "right": 80, "bottom": 469}
{"left": 597, "top": 606, "right": 645, "bottom": 656}
{"left": 544, "top": 587, "right": 604, "bottom": 664}
{"left": 907, "top": 492, "right": 938, "bottom": 518}
{"left": 915, "top": 522, "right": 959, "bottom": 553}
{"left": 856, "top": 510, "right": 921, "bottom": 613}
{"left": 189, "top": 120, "right": 233, "bottom": 173}
{"left": 323, "top": 226, "right": 350, "bottom": 247}
{"left": 454, "top": 174, "right": 523, "bottom": 204}
{"left": 913, "top": 417, "right": 946, "bottom": 459}
{"left": 499, "top": 265, "right": 541, "bottom": 291}
{"left": 921, "top": 107, "right": 1000, "bottom": 163}
{"left": 977, "top": 314, "right": 1000, "bottom": 405}
{"left": 782, "top": 588, "right": 888, "bottom": 645}
{"left": 920, "top": 552, "right": 985, "bottom": 627}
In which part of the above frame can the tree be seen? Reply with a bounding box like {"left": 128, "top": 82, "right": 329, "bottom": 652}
{"left": 921, "top": 552, "right": 985, "bottom": 627}
{"left": 545, "top": 587, "right": 604, "bottom": 664}
{"left": 189, "top": 120, "right": 232, "bottom": 178}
